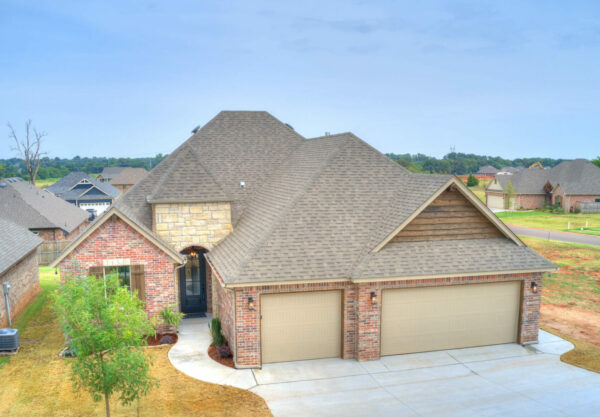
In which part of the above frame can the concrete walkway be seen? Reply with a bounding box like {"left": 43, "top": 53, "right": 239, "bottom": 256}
{"left": 169, "top": 316, "right": 600, "bottom": 417}
{"left": 508, "top": 224, "right": 600, "bottom": 246}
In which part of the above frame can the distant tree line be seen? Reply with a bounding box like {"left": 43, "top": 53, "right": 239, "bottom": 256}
{"left": 386, "top": 152, "right": 569, "bottom": 175}
{"left": 0, "top": 154, "right": 167, "bottom": 180}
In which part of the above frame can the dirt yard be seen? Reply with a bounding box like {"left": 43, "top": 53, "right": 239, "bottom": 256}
{"left": 0, "top": 270, "right": 271, "bottom": 417}
{"left": 521, "top": 237, "right": 600, "bottom": 346}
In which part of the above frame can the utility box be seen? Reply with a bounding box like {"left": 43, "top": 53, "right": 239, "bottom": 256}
{"left": 0, "top": 328, "right": 18, "bottom": 351}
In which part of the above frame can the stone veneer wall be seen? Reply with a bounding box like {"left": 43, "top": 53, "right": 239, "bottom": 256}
{"left": 153, "top": 202, "right": 232, "bottom": 252}
{"left": 0, "top": 249, "right": 40, "bottom": 327}
{"left": 219, "top": 272, "right": 542, "bottom": 367}
{"left": 59, "top": 216, "right": 177, "bottom": 318}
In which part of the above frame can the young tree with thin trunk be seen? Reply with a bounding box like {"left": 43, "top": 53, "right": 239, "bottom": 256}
{"left": 54, "top": 268, "right": 158, "bottom": 417}
{"left": 504, "top": 180, "right": 515, "bottom": 209}
{"left": 7, "top": 119, "right": 46, "bottom": 185}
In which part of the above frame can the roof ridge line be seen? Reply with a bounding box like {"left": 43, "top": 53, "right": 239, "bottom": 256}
{"left": 228, "top": 136, "right": 352, "bottom": 279}
{"left": 13, "top": 183, "right": 65, "bottom": 230}
{"left": 146, "top": 146, "right": 188, "bottom": 201}
{"left": 186, "top": 144, "right": 233, "bottom": 201}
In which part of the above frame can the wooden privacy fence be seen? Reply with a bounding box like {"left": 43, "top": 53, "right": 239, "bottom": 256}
{"left": 577, "top": 202, "right": 600, "bottom": 214}
{"left": 38, "top": 240, "right": 72, "bottom": 266}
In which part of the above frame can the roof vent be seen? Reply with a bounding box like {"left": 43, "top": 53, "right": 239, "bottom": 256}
{"left": 239, "top": 181, "right": 246, "bottom": 188}
{"left": 191, "top": 125, "right": 201, "bottom": 134}
{"left": 285, "top": 123, "right": 294, "bottom": 131}
{"left": 325, "top": 132, "right": 331, "bottom": 136}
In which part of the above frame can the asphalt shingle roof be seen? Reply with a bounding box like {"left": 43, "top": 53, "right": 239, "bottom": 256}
{"left": 0, "top": 179, "right": 89, "bottom": 233}
{"left": 47, "top": 172, "right": 121, "bottom": 201}
{"left": 102, "top": 111, "right": 554, "bottom": 284}
{"left": 496, "top": 159, "right": 600, "bottom": 195}
{"left": 99, "top": 167, "right": 125, "bottom": 181}
{"left": 109, "top": 168, "right": 148, "bottom": 186}
{"left": 477, "top": 165, "right": 499, "bottom": 175}
{"left": 0, "top": 217, "right": 43, "bottom": 275}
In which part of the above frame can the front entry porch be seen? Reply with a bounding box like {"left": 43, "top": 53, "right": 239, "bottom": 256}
{"left": 179, "top": 247, "right": 211, "bottom": 315}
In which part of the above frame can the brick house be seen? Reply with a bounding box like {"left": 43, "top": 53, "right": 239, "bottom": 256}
{"left": 485, "top": 159, "right": 600, "bottom": 211}
{"left": 0, "top": 178, "right": 89, "bottom": 241}
{"left": 0, "top": 218, "right": 43, "bottom": 327}
{"left": 53, "top": 111, "right": 555, "bottom": 368}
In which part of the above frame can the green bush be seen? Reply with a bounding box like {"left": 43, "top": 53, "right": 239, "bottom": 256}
{"left": 159, "top": 305, "right": 185, "bottom": 327}
{"left": 466, "top": 174, "right": 479, "bottom": 187}
{"left": 210, "top": 317, "right": 225, "bottom": 347}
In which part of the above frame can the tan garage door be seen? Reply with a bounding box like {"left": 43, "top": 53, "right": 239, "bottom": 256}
{"left": 487, "top": 194, "right": 505, "bottom": 209}
{"left": 381, "top": 282, "right": 521, "bottom": 356}
{"left": 261, "top": 291, "right": 342, "bottom": 364}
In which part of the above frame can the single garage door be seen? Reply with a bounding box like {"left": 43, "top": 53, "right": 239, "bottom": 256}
{"left": 487, "top": 194, "right": 505, "bottom": 209}
{"left": 261, "top": 291, "right": 342, "bottom": 363}
{"left": 381, "top": 281, "right": 521, "bottom": 356}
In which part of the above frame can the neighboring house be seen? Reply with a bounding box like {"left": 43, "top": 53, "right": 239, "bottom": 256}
{"left": 0, "top": 218, "right": 43, "bottom": 327}
{"left": 96, "top": 167, "right": 125, "bottom": 183}
{"left": 476, "top": 165, "right": 500, "bottom": 177}
{"left": 109, "top": 167, "right": 148, "bottom": 194}
{"left": 0, "top": 178, "right": 89, "bottom": 241}
{"left": 52, "top": 111, "right": 555, "bottom": 368}
{"left": 486, "top": 159, "right": 600, "bottom": 211}
{"left": 47, "top": 172, "right": 121, "bottom": 217}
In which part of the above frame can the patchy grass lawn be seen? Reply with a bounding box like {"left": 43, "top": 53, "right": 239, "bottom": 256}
{"left": 0, "top": 268, "right": 271, "bottom": 417}
{"left": 521, "top": 237, "right": 600, "bottom": 346}
{"left": 34, "top": 178, "right": 61, "bottom": 189}
{"left": 541, "top": 326, "right": 600, "bottom": 374}
{"left": 498, "top": 211, "right": 600, "bottom": 233}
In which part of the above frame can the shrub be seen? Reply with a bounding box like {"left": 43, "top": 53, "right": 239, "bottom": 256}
{"left": 217, "top": 344, "right": 232, "bottom": 359}
{"left": 210, "top": 317, "right": 225, "bottom": 347}
{"left": 159, "top": 305, "right": 185, "bottom": 328}
{"left": 466, "top": 174, "right": 479, "bottom": 187}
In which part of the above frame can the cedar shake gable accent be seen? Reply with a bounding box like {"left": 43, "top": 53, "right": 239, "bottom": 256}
{"left": 372, "top": 176, "right": 523, "bottom": 252}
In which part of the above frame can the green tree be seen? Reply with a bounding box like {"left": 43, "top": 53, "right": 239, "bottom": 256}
{"left": 504, "top": 180, "right": 515, "bottom": 209}
{"left": 592, "top": 157, "right": 600, "bottom": 169}
{"left": 54, "top": 269, "right": 158, "bottom": 417}
{"left": 466, "top": 174, "right": 479, "bottom": 187}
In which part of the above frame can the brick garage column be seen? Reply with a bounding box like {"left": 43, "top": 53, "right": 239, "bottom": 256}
{"left": 356, "top": 283, "right": 381, "bottom": 361}
{"left": 520, "top": 272, "right": 542, "bottom": 344}
{"left": 342, "top": 286, "right": 357, "bottom": 359}
{"left": 234, "top": 287, "right": 261, "bottom": 367}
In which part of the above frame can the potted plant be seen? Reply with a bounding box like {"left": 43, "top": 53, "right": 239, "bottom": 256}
{"left": 157, "top": 305, "right": 185, "bottom": 336}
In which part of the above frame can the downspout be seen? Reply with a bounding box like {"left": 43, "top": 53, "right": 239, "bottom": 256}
{"left": 173, "top": 257, "right": 188, "bottom": 313}
{"left": 3, "top": 282, "right": 11, "bottom": 327}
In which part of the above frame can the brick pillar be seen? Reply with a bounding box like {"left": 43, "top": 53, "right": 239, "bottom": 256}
{"left": 342, "top": 286, "right": 357, "bottom": 359}
{"left": 520, "top": 272, "right": 542, "bottom": 344}
{"left": 235, "top": 288, "right": 261, "bottom": 367}
{"left": 356, "top": 283, "right": 381, "bottom": 361}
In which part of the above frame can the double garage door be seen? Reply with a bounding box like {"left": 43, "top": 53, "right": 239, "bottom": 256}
{"left": 487, "top": 194, "right": 505, "bottom": 209}
{"left": 260, "top": 282, "right": 521, "bottom": 363}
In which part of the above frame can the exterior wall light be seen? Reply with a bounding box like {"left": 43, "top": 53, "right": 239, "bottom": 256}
{"left": 248, "top": 297, "right": 255, "bottom": 310}
{"left": 531, "top": 282, "right": 538, "bottom": 294}
{"left": 370, "top": 291, "right": 377, "bottom": 305}
{"left": 189, "top": 250, "right": 197, "bottom": 258}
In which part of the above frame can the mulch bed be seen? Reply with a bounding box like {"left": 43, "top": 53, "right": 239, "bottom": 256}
{"left": 208, "top": 344, "right": 235, "bottom": 368}
{"left": 147, "top": 333, "right": 178, "bottom": 346}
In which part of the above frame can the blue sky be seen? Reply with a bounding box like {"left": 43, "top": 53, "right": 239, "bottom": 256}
{"left": 1, "top": 1, "right": 599, "bottom": 159}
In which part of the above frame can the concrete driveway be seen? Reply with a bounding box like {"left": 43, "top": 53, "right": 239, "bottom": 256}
{"left": 170, "top": 317, "right": 600, "bottom": 417}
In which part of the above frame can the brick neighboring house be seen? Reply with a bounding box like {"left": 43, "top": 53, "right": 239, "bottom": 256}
{"left": 96, "top": 167, "right": 124, "bottom": 183}
{"left": 53, "top": 111, "right": 555, "bottom": 368}
{"left": 0, "top": 178, "right": 89, "bottom": 241}
{"left": 47, "top": 172, "right": 121, "bottom": 217}
{"left": 485, "top": 159, "right": 600, "bottom": 211}
{"left": 0, "top": 218, "right": 43, "bottom": 327}
{"left": 109, "top": 167, "right": 148, "bottom": 194}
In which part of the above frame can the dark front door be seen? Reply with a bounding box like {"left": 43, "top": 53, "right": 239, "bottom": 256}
{"left": 179, "top": 254, "right": 207, "bottom": 313}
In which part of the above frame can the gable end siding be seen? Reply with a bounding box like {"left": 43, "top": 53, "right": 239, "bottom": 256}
{"left": 393, "top": 188, "right": 504, "bottom": 242}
